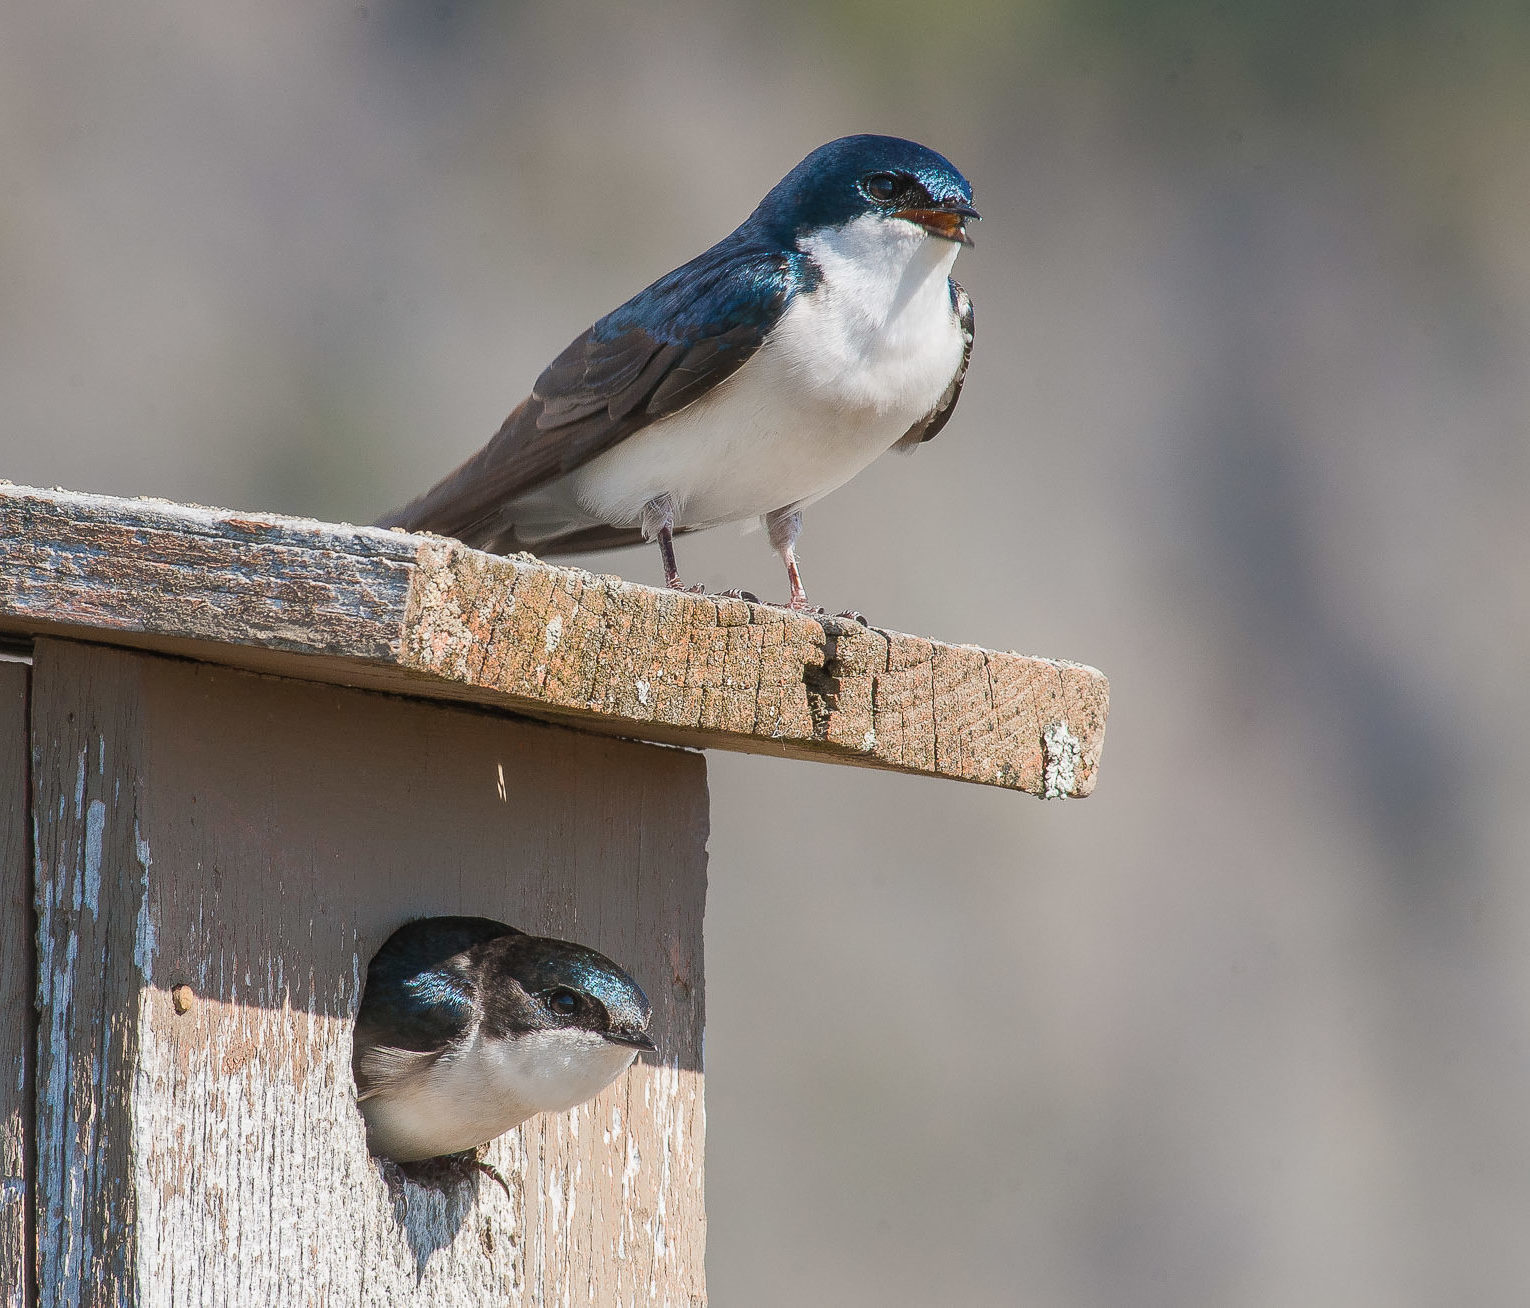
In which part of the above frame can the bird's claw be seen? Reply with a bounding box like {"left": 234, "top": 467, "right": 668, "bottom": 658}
{"left": 471, "top": 1155, "right": 514, "bottom": 1200}
{"left": 389, "top": 1146, "right": 513, "bottom": 1201}
{"left": 667, "top": 581, "right": 761, "bottom": 603}
{"left": 784, "top": 599, "right": 869, "bottom": 626}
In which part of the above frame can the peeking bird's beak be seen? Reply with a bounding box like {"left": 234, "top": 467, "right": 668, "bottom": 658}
{"left": 895, "top": 198, "right": 981, "bottom": 246}
{"left": 605, "top": 1028, "right": 658, "bottom": 1052}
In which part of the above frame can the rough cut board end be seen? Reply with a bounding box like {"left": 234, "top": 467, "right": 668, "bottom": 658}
{"left": 0, "top": 483, "right": 1109, "bottom": 797}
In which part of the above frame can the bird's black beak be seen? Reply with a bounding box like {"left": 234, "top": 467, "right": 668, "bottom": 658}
{"left": 895, "top": 198, "right": 980, "bottom": 246}
{"left": 605, "top": 1028, "right": 658, "bottom": 1052}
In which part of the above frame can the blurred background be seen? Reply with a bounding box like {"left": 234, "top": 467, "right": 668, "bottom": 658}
{"left": 5, "top": 2, "right": 1529, "bottom": 1303}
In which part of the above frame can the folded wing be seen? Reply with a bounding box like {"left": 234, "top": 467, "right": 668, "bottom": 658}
{"left": 353, "top": 916, "right": 519, "bottom": 1100}
{"left": 377, "top": 244, "right": 801, "bottom": 552}
{"left": 894, "top": 278, "right": 974, "bottom": 452}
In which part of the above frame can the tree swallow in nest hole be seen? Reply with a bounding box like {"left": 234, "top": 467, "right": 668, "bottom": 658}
{"left": 353, "top": 916, "right": 654, "bottom": 1176}
{"left": 378, "top": 134, "right": 977, "bottom": 612}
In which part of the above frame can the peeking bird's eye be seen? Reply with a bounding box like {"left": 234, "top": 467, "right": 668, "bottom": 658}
{"left": 547, "top": 988, "right": 581, "bottom": 1018}
{"left": 863, "top": 173, "right": 900, "bottom": 203}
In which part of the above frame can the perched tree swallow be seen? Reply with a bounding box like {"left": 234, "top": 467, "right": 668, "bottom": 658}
{"left": 353, "top": 916, "right": 655, "bottom": 1165}
{"left": 379, "top": 134, "right": 977, "bottom": 610}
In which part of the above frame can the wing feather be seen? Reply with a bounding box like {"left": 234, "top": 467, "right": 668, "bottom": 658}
{"left": 351, "top": 917, "right": 520, "bottom": 1102}
{"left": 354, "top": 1044, "right": 443, "bottom": 1102}
{"left": 377, "top": 244, "right": 797, "bottom": 549}
{"left": 893, "top": 278, "right": 974, "bottom": 453}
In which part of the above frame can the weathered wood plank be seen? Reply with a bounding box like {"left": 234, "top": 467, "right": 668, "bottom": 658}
{"left": 0, "top": 483, "right": 1109, "bottom": 797}
{"left": 31, "top": 644, "right": 145, "bottom": 1303}
{"left": 405, "top": 543, "right": 1108, "bottom": 796}
{"left": 0, "top": 488, "right": 413, "bottom": 660}
{"left": 0, "top": 659, "right": 32, "bottom": 1308}
{"left": 29, "top": 639, "right": 707, "bottom": 1305}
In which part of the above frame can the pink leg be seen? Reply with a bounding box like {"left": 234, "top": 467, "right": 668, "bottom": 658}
{"left": 643, "top": 494, "right": 705, "bottom": 593}
{"left": 765, "top": 508, "right": 810, "bottom": 609}
{"left": 644, "top": 494, "right": 758, "bottom": 599}
{"left": 764, "top": 507, "right": 867, "bottom": 624}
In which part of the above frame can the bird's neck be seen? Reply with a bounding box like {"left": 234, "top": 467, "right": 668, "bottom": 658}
{"left": 477, "top": 1027, "right": 639, "bottom": 1116}
{"left": 797, "top": 214, "right": 959, "bottom": 332}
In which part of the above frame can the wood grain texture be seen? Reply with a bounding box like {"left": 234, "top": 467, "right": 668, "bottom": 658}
{"left": 0, "top": 483, "right": 1109, "bottom": 798}
{"left": 29, "top": 639, "right": 707, "bottom": 1306}
{"left": 0, "top": 486, "right": 413, "bottom": 660}
{"left": 0, "top": 660, "right": 32, "bottom": 1308}
{"left": 404, "top": 544, "right": 1108, "bottom": 797}
{"left": 31, "top": 645, "right": 146, "bottom": 1303}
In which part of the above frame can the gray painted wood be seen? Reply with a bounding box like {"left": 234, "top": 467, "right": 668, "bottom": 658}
{"left": 0, "top": 482, "right": 1109, "bottom": 798}
{"left": 0, "top": 660, "right": 32, "bottom": 1307}
{"left": 30, "top": 639, "right": 707, "bottom": 1305}
{"left": 31, "top": 644, "right": 145, "bottom": 1302}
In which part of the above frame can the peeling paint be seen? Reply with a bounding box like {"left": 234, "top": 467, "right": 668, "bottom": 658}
{"left": 133, "top": 821, "right": 155, "bottom": 982}
{"left": 121, "top": 987, "right": 699, "bottom": 1300}
{"left": 82, "top": 800, "right": 105, "bottom": 915}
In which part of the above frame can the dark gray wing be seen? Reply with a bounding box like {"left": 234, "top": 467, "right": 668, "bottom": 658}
{"left": 377, "top": 244, "right": 801, "bottom": 551}
{"left": 893, "top": 278, "right": 974, "bottom": 453}
{"left": 352, "top": 916, "right": 517, "bottom": 1100}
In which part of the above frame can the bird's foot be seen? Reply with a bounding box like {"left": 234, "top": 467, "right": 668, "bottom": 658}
{"left": 469, "top": 1154, "right": 514, "bottom": 1201}
{"left": 390, "top": 1146, "right": 512, "bottom": 1200}
{"left": 752, "top": 596, "right": 869, "bottom": 625}
{"left": 785, "top": 599, "right": 868, "bottom": 626}
{"left": 665, "top": 579, "right": 761, "bottom": 603}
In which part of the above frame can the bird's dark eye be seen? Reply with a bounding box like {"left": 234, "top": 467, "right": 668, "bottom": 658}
{"left": 547, "top": 988, "right": 581, "bottom": 1018}
{"left": 863, "top": 173, "right": 900, "bottom": 203}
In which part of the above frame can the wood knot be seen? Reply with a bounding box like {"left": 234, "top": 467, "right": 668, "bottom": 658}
{"left": 170, "top": 984, "right": 196, "bottom": 1015}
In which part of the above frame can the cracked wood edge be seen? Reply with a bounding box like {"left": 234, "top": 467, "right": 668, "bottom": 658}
{"left": 0, "top": 483, "right": 1109, "bottom": 797}
{"left": 403, "top": 542, "right": 1109, "bottom": 797}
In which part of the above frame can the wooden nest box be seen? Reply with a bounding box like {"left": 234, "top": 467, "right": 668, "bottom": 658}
{"left": 0, "top": 483, "right": 1108, "bottom": 1304}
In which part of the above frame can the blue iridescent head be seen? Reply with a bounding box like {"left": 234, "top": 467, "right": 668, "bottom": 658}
{"left": 749, "top": 134, "right": 978, "bottom": 246}
{"left": 358, "top": 916, "right": 655, "bottom": 1055}
{"left": 509, "top": 935, "right": 655, "bottom": 1049}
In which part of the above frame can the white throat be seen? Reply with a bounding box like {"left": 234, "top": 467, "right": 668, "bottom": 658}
{"left": 797, "top": 212, "right": 960, "bottom": 338}
{"left": 362, "top": 1027, "right": 639, "bottom": 1162}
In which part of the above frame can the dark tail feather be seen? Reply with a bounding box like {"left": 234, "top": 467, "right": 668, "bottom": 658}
{"left": 528, "top": 524, "right": 651, "bottom": 555}
{"left": 374, "top": 423, "right": 524, "bottom": 549}
{"left": 377, "top": 498, "right": 654, "bottom": 558}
